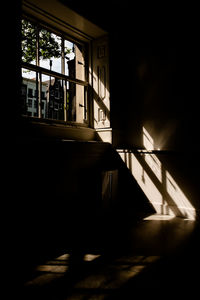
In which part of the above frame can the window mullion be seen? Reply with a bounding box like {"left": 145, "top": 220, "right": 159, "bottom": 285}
{"left": 61, "top": 38, "right": 67, "bottom": 121}
{"left": 61, "top": 38, "right": 65, "bottom": 75}
{"left": 38, "top": 72, "right": 42, "bottom": 118}
{"left": 36, "top": 26, "right": 41, "bottom": 118}
{"left": 36, "top": 25, "right": 40, "bottom": 67}
{"left": 22, "top": 62, "right": 88, "bottom": 86}
{"left": 63, "top": 80, "right": 67, "bottom": 122}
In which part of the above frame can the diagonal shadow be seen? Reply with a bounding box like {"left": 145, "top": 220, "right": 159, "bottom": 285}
{"left": 92, "top": 86, "right": 110, "bottom": 121}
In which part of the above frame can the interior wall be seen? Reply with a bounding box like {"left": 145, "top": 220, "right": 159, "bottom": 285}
{"left": 109, "top": 19, "right": 200, "bottom": 218}
{"left": 111, "top": 44, "right": 199, "bottom": 150}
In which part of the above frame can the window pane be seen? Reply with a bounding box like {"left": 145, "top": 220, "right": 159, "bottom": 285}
{"left": 21, "top": 68, "right": 37, "bottom": 116}
{"left": 21, "top": 19, "right": 36, "bottom": 65}
{"left": 39, "top": 29, "right": 61, "bottom": 74}
{"left": 44, "top": 76, "right": 65, "bottom": 121}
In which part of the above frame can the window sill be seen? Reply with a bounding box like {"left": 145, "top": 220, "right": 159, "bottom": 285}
{"left": 16, "top": 115, "right": 97, "bottom": 142}
{"left": 20, "top": 115, "right": 89, "bottom": 127}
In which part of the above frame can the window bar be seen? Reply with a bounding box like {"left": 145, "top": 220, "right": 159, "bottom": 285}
{"left": 63, "top": 80, "right": 67, "bottom": 121}
{"left": 61, "top": 37, "right": 65, "bottom": 75}
{"left": 84, "top": 85, "right": 88, "bottom": 121}
{"left": 36, "top": 25, "right": 39, "bottom": 67}
{"left": 36, "top": 25, "right": 42, "bottom": 118}
{"left": 35, "top": 72, "right": 39, "bottom": 116}
{"left": 22, "top": 62, "right": 88, "bottom": 86}
{"left": 38, "top": 71, "right": 42, "bottom": 118}
{"left": 61, "top": 37, "right": 67, "bottom": 121}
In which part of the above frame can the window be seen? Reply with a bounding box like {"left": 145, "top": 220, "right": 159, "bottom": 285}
{"left": 41, "top": 101, "right": 45, "bottom": 110}
{"left": 21, "top": 18, "right": 88, "bottom": 124}
{"left": 41, "top": 91, "right": 46, "bottom": 100}
{"left": 28, "top": 88, "right": 33, "bottom": 98}
{"left": 28, "top": 99, "right": 32, "bottom": 108}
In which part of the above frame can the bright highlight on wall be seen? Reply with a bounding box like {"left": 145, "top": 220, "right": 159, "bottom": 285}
{"left": 118, "top": 127, "right": 196, "bottom": 220}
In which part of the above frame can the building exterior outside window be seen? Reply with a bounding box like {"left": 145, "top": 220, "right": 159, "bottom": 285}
{"left": 28, "top": 99, "right": 32, "bottom": 108}
{"left": 46, "top": 78, "right": 64, "bottom": 120}
{"left": 22, "top": 78, "right": 47, "bottom": 117}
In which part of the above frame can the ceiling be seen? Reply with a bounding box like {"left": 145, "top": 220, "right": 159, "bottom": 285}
{"left": 22, "top": 0, "right": 107, "bottom": 40}
{"left": 59, "top": 0, "right": 199, "bottom": 47}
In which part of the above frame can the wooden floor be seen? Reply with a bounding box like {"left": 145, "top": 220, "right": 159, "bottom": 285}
{"left": 21, "top": 215, "right": 200, "bottom": 299}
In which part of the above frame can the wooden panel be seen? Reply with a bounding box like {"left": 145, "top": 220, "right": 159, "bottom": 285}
{"left": 92, "top": 35, "right": 110, "bottom": 129}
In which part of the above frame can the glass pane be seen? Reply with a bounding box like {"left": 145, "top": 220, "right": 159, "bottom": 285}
{"left": 45, "top": 76, "right": 65, "bottom": 121}
{"left": 21, "top": 68, "right": 38, "bottom": 116}
{"left": 21, "top": 19, "right": 36, "bottom": 65}
{"left": 39, "top": 29, "right": 61, "bottom": 73}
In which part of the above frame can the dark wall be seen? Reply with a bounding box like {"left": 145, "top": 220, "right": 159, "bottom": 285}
{"left": 66, "top": 1, "right": 200, "bottom": 214}
{"left": 66, "top": 0, "right": 200, "bottom": 150}
{"left": 107, "top": 5, "right": 200, "bottom": 215}
{"left": 111, "top": 42, "right": 199, "bottom": 150}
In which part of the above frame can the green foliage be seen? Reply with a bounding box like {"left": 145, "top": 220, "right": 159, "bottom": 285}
{"left": 21, "top": 19, "right": 71, "bottom": 63}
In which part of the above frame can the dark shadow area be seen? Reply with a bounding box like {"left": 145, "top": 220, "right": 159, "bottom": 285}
{"left": 16, "top": 138, "right": 155, "bottom": 286}
{"left": 14, "top": 3, "right": 200, "bottom": 299}
{"left": 21, "top": 216, "right": 200, "bottom": 300}
{"left": 109, "top": 221, "right": 200, "bottom": 298}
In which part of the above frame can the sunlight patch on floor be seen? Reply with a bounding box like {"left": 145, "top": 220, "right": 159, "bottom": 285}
{"left": 143, "top": 214, "right": 175, "bottom": 221}
{"left": 56, "top": 253, "right": 71, "bottom": 260}
{"left": 36, "top": 264, "right": 68, "bottom": 273}
{"left": 74, "top": 255, "right": 160, "bottom": 290}
{"left": 84, "top": 254, "right": 101, "bottom": 261}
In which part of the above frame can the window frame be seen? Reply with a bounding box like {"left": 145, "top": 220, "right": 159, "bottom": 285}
{"left": 21, "top": 14, "right": 90, "bottom": 126}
